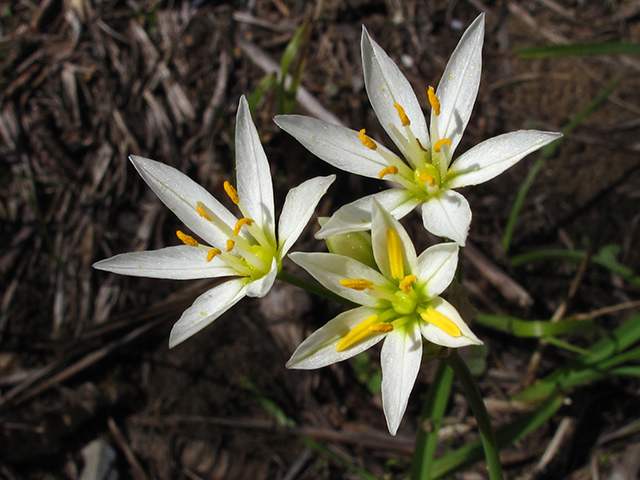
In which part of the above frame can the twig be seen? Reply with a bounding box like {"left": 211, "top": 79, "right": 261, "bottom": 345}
{"left": 465, "top": 242, "right": 533, "bottom": 307}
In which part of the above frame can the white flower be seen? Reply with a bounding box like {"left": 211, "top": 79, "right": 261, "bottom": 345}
{"left": 93, "top": 96, "right": 335, "bottom": 347}
{"left": 274, "top": 14, "right": 562, "bottom": 245}
{"left": 287, "top": 200, "right": 481, "bottom": 435}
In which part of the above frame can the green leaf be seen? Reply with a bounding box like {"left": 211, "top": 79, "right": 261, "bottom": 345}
{"left": 431, "top": 394, "right": 565, "bottom": 479}
{"left": 510, "top": 249, "right": 640, "bottom": 288}
{"left": 475, "top": 313, "right": 595, "bottom": 338}
{"left": 514, "top": 314, "right": 640, "bottom": 403}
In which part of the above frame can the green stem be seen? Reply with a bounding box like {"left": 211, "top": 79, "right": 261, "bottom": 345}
{"left": 410, "top": 360, "right": 454, "bottom": 480}
{"left": 277, "top": 270, "right": 356, "bottom": 308}
{"left": 445, "top": 352, "right": 503, "bottom": 480}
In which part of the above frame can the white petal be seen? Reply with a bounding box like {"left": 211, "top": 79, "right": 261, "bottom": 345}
{"left": 130, "top": 155, "right": 237, "bottom": 248}
{"left": 246, "top": 258, "right": 278, "bottom": 298}
{"left": 288, "top": 252, "right": 392, "bottom": 307}
{"left": 380, "top": 322, "right": 423, "bottom": 435}
{"left": 93, "top": 246, "right": 237, "bottom": 279}
{"left": 316, "top": 189, "right": 420, "bottom": 239}
{"left": 433, "top": 14, "right": 484, "bottom": 157}
{"left": 235, "top": 96, "right": 276, "bottom": 238}
{"left": 278, "top": 175, "right": 336, "bottom": 257}
{"left": 362, "top": 28, "right": 430, "bottom": 158}
{"left": 169, "top": 279, "right": 248, "bottom": 347}
{"left": 274, "top": 115, "right": 404, "bottom": 179}
{"left": 286, "top": 307, "right": 387, "bottom": 369}
{"left": 421, "top": 190, "right": 471, "bottom": 246}
{"left": 447, "top": 130, "right": 563, "bottom": 188}
{"left": 415, "top": 243, "right": 459, "bottom": 299}
{"left": 371, "top": 200, "right": 417, "bottom": 279}
{"left": 420, "top": 297, "right": 482, "bottom": 348}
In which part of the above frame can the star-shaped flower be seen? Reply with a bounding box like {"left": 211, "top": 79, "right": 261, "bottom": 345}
{"left": 94, "top": 96, "right": 335, "bottom": 347}
{"left": 287, "top": 200, "right": 481, "bottom": 435}
{"left": 275, "top": 14, "right": 562, "bottom": 245}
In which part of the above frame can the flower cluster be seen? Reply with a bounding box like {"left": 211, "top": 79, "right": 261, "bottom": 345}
{"left": 94, "top": 14, "right": 560, "bottom": 434}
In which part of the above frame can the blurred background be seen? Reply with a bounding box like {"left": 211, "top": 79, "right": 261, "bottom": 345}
{"left": 1, "top": 0, "right": 640, "bottom": 478}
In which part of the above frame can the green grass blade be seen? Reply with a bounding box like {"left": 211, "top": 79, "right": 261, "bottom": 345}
{"left": 475, "top": 313, "right": 594, "bottom": 338}
{"left": 543, "top": 336, "right": 594, "bottom": 356}
{"left": 446, "top": 353, "right": 504, "bottom": 480}
{"left": 248, "top": 73, "right": 277, "bottom": 113}
{"left": 242, "top": 376, "right": 378, "bottom": 480}
{"left": 279, "top": 24, "right": 307, "bottom": 82}
{"left": 410, "top": 360, "right": 454, "bottom": 480}
{"left": 510, "top": 249, "right": 640, "bottom": 288}
{"left": 502, "top": 79, "right": 619, "bottom": 253}
{"left": 431, "top": 394, "right": 565, "bottom": 479}
{"left": 516, "top": 43, "right": 640, "bottom": 59}
{"left": 514, "top": 314, "right": 640, "bottom": 402}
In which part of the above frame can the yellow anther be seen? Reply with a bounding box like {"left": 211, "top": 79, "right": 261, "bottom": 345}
{"left": 421, "top": 308, "right": 462, "bottom": 337}
{"left": 176, "top": 230, "right": 199, "bottom": 247}
{"left": 386, "top": 228, "right": 404, "bottom": 280}
{"left": 399, "top": 275, "right": 418, "bottom": 294}
{"left": 359, "top": 129, "right": 377, "bottom": 150}
{"left": 233, "top": 217, "right": 254, "bottom": 236}
{"left": 369, "top": 323, "right": 394, "bottom": 333}
{"left": 197, "top": 204, "right": 212, "bottom": 221}
{"left": 206, "top": 248, "right": 221, "bottom": 262}
{"left": 336, "top": 314, "right": 379, "bottom": 351}
{"left": 226, "top": 239, "right": 235, "bottom": 252}
{"left": 340, "top": 278, "right": 375, "bottom": 291}
{"left": 433, "top": 138, "right": 451, "bottom": 153}
{"left": 428, "top": 86, "right": 441, "bottom": 116}
{"left": 223, "top": 181, "right": 240, "bottom": 205}
{"left": 416, "top": 138, "right": 429, "bottom": 152}
{"left": 378, "top": 165, "right": 398, "bottom": 179}
{"left": 393, "top": 103, "right": 411, "bottom": 126}
{"left": 419, "top": 173, "right": 436, "bottom": 187}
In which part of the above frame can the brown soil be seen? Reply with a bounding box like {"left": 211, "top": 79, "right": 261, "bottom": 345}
{"left": 1, "top": 1, "right": 640, "bottom": 479}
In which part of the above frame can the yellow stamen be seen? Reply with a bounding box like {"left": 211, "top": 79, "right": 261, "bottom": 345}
{"left": 197, "top": 204, "right": 212, "bottom": 221}
{"left": 387, "top": 228, "right": 404, "bottom": 279}
{"left": 421, "top": 308, "right": 462, "bottom": 337}
{"left": 419, "top": 173, "right": 436, "bottom": 187}
{"left": 340, "top": 278, "right": 374, "bottom": 291}
{"left": 233, "top": 217, "right": 254, "bottom": 236}
{"left": 224, "top": 181, "right": 240, "bottom": 205}
{"left": 378, "top": 165, "right": 398, "bottom": 179}
{"left": 416, "top": 138, "right": 429, "bottom": 152}
{"left": 399, "top": 275, "right": 418, "bottom": 294}
{"left": 336, "top": 314, "right": 379, "bottom": 351}
{"left": 428, "top": 86, "right": 441, "bottom": 116}
{"left": 369, "top": 323, "right": 394, "bottom": 333}
{"left": 226, "top": 239, "right": 235, "bottom": 252}
{"left": 393, "top": 103, "right": 411, "bottom": 126}
{"left": 359, "top": 129, "right": 377, "bottom": 150}
{"left": 206, "top": 248, "right": 221, "bottom": 262}
{"left": 176, "top": 230, "right": 198, "bottom": 247}
{"left": 433, "top": 138, "right": 451, "bottom": 153}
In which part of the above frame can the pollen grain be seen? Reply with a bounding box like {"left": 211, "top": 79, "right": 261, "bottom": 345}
{"left": 428, "top": 86, "right": 441, "bottom": 116}
{"left": 393, "top": 103, "right": 411, "bottom": 126}
{"left": 434, "top": 138, "right": 451, "bottom": 152}
{"left": 223, "top": 181, "right": 240, "bottom": 205}
{"left": 176, "top": 230, "right": 199, "bottom": 247}
{"left": 340, "top": 278, "right": 374, "bottom": 290}
{"left": 378, "top": 165, "right": 398, "bottom": 179}
{"left": 206, "top": 248, "right": 222, "bottom": 262}
{"left": 233, "top": 218, "right": 254, "bottom": 236}
{"left": 359, "top": 129, "right": 377, "bottom": 150}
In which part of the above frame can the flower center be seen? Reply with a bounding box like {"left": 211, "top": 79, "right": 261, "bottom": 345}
{"left": 175, "top": 180, "right": 277, "bottom": 279}
{"left": 334, "top": 227, "right": 461, "bottom": 350}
